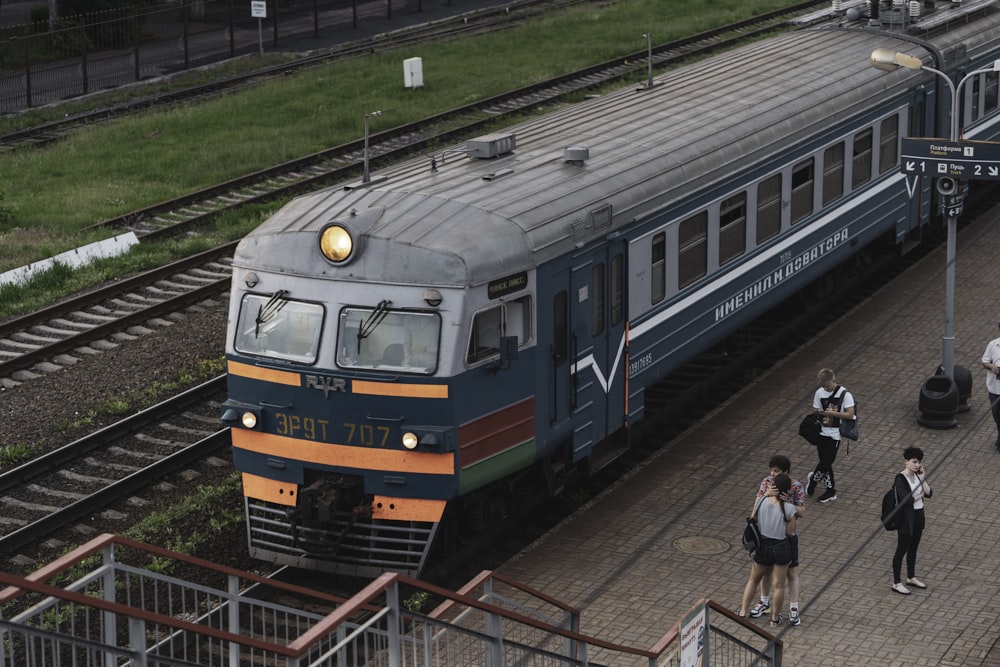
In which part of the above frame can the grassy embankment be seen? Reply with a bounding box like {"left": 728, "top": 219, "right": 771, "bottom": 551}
{"left": 0, "top": 0, "right": 796, "bottom": 318}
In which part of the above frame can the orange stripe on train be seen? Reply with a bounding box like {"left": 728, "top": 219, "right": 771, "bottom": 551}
{"left": 227, "top": 360, "right": 301, "bottom": 386}
{"left": 232, "top": 429, "right": 454, "bottom": 475}
{"left": 352, "top": 380, "right": 448, "bottom": 398}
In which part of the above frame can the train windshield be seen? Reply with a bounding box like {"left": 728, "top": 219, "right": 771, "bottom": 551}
{"left": 233, "top": 292, "right": 324, "bottom": 364}
{"left": 336, "top": 305, "right": 440, "bottom": 375}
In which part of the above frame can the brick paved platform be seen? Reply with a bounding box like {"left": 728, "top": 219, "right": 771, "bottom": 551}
{"left": 498, "top": 211, "right": 1000, "bottom": 667}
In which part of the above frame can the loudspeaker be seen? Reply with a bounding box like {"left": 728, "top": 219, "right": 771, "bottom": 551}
{"left": 936, "top": 177, "right": 958, "bottom": 196}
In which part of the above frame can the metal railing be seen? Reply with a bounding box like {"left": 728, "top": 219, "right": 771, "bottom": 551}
{"left": 0, "top": 0, "right": 412, "bottom": 113}
{"left": 0, "top": 533, "right": 781, "bottom": 666}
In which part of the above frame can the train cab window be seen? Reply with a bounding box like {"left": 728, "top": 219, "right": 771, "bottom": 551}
{"left": 879, "top": 115, "right": 899, "bottom": 174}
{"left": 651, "top": 233, "right": 666, "bottom": 305}
{"left": 234, "top": 293, "right": 324, "bottom": 364}
{"left": 823, "top": 142, "right": 845, "bottom": 206}
{"left": 610, "top": 254, "right": 623, "bottom": 326}
{"left": 466, "top": 295, "right": 532, "bottom": 365}
{"left": 756, "top": 175, "right": 781, "bottom": 244}
{"left": 592, "top": 263, "right": 605, "bottom": 336}
{"left": 337, "top": 307, "right": 440, "bottom": 374}
{"left": 553, "top": 291, "right": 568, "bottom": 366}
{"left": 790, "top": 158, "right": 814, "bottom": 225}
{"left": 678, "top": 211, "right": 707, "bottom": 288}
{"left": 852, "top": 128, "right": 873, "bottom": 189}
{"left": 719, "top": 193, "right": 746, "bottom": 265}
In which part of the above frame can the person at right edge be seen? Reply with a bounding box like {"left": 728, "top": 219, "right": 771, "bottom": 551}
{"left": 981, "top": 320, "right": 1000, "bottom": 451}
{"left": 806, "top": 368, "right": 854, "bottom": 503}
{"left": 890, "top": 447, "right": 932, "bottom": 595}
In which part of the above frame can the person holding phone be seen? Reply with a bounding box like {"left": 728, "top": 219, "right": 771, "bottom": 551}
{"left": 890, "top": 447, "right": 933, "bottom": 595}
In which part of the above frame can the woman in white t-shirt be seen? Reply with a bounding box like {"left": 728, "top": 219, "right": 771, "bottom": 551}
{"left": 890, "top": 447, "right": 933, "bottom": 595}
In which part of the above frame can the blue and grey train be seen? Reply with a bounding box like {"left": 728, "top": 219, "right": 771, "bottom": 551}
{"left": 222, "top": 2, "right": 1000, "bottom": 577}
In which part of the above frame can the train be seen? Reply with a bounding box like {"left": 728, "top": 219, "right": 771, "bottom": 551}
{"left": 221, "top": 0, "right": 1000, "bottom": 577}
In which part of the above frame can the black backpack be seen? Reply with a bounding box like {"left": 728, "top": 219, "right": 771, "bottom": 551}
{"left": 881, "top": 479, "right": 899, "bottom": 531}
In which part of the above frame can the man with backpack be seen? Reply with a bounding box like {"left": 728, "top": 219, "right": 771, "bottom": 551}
{"left": 805, "top": 368, "right": 855, "bottom": 503}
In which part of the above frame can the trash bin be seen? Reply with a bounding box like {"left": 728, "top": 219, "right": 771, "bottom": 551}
{"left": 936, "top": 364, "right": 972, "bottom": 413}
{"left": 917, "top": 374, "right": 959, "bottom": 429}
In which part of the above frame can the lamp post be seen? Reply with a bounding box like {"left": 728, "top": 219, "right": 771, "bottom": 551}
{"left": 870, "top": 49, "right": 999, "bottom": 380}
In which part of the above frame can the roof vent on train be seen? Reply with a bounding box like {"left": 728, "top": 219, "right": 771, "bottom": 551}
{"left": 564, "top": 146, "right": 589, "bottom": 165}
{"left": 465, "top": 132, "right": 517, "bottom": 159}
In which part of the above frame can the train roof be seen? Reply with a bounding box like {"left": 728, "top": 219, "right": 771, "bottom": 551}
{"left": 234, "top": 13, "right": 1000, "bottom": 288}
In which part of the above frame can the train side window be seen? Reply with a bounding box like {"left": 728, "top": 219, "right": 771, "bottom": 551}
{"left": 879, "top": 115, "right": 899, "bottom": 174}
{"left": 986, "top": 72, "right": 999, "bottom": 115}
{"left": 651, "top": 233, "right": 666, "bottom": 305}
{"left": 971, "top": 74, "right": 982, "bottom": 121}
{"left": 823, "top": 142, "right": 845, "bottom": 206}
{"left": 505, "top": 295, "right": 532, "bottom": 345}
{"left": 719, "top": 193, "right": 746, "bottom": 265}
{"left": 592, "top": 263, "right": 605, "bottom": 336}
{"left": 790, "top": 158, "right": 814, "bottom": 225}
{"left": 553, "top": 290, "right": 568, "bottom": 366}
{"left": 466, "top": 296, "right": 532, "bottom": 365}
{"left": 678, "top": 211, "right": 707, "bottom": 288}
{"left": 756, "top": 175, "right": 781, "bottom": 243}
{"left": 467, "top": 305, "right": 503, "bottom": 364}
{"left": 610, "top": 253, "right": 623, "bottom": 326}
{"left": 852, "top": 128, "right": 873, "bottom": 189}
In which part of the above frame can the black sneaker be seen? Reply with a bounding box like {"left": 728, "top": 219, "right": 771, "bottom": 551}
{"left": 748, "top": 601, "right": 770, "bottom": 618}
{"left": 818, "top": 489, "right": 837, "bottom": 503}
{"left": 806, "top": 472, "right": 816, "bottom": 496}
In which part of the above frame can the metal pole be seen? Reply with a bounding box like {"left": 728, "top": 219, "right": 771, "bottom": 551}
{"left": 923, "top": 65, "right": 958, "bottom": 379}
{"left": 362, "top": 110, "right": 381, "bottom": 183}
{"left": 643, "top": 32, "right": 653, "bottom": 88}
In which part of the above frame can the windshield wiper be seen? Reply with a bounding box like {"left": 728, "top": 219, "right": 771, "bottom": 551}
{"left": 254, "top": 290, "right": 289, "bottom": 338}
{"left": 356, "top": 299, "right": 392, "bottom": 353}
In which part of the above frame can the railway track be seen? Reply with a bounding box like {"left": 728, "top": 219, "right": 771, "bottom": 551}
{"left": 0, "top": 376, "right": 230, "bottom": 560}
{"left": 1, "top": 0, "right": 830, "bottom": 153}
{"left": 0, "top": 246, "right": 235, "bottom": 387}
{"left": 53, "top": 1, "right": 827, "bottom": 242}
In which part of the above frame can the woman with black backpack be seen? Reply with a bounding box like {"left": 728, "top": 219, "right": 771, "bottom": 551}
{"left": 890, "top": 447, "right": 933, "bottom": 595}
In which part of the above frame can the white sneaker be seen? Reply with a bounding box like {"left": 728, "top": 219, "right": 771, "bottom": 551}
{"left": 891, "top": 582, "right": 911, "bottom": 595}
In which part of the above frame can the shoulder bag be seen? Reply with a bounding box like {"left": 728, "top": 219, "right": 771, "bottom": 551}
{"left": 742, "top": 496, "right": 765, "bottom": 555}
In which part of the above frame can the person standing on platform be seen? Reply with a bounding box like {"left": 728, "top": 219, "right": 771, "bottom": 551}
{"left": 890, "top": 447, "right": 932, "bottom": 594}
{"left": 981, "top": 321, "right": 1000, "bottom": 451}
{"left": 806, "top": 368, "right": 854, "bottom": 503}
{"left": 748, "top": 455, "right": 807, "bottom": 626}
{"left": 738, "top": 473, "right": 797, "bottom": 628}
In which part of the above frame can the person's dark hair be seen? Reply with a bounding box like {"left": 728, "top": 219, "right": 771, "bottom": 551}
{"left": 903, "top": 446, "right": 924, "bottom": 461}
{"left": 772, "top": 473, "right": 792, "bottom": 494}
{"left": 768, "top": 454, "right": 791, "bottom": 473}
{"left": 772, "top": 473, "right": 793, "bottom": 520}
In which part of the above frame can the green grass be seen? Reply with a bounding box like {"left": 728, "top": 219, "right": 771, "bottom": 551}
{"left": 0, "top": 0, "right": 796, "bottom": 309}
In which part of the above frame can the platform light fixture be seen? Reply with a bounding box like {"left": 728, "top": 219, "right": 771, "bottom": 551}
{"left": 870, "top": 49, "right": 1000, "bottom": 380}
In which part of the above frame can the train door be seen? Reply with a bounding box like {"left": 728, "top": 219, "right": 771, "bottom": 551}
{"left": 557, "top": 240, "right": 628, "bottom": 464}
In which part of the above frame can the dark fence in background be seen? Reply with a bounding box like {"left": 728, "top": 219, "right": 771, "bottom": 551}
{"left": 0, "top": 0, "right": 433, "bottom": 113}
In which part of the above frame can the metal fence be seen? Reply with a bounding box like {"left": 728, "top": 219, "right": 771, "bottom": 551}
{"left": 0, "top": 0, "right": 424, "bottom": 113}
{"left": 0, "top": 533, "right": 782, "bottom": 666}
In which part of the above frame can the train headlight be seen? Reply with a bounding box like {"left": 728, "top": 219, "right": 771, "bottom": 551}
{"left": 402, "top": 432, "right": 419, "bottom": 450}
{"left": 221, "top": 405, "right": 261, "bottom": 430}
{"left": 319, "top": 225, "right": 354, "bottom": 263}
{"left": 241, "top": 412, "right": 258, "bottom": 429}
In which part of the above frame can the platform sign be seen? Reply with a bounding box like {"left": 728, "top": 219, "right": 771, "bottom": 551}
{"left": 251, "top": 0, "right": 267, "bottom": 17}
{"left": 901, "top": 138, "right": 1000, "bottom": 180}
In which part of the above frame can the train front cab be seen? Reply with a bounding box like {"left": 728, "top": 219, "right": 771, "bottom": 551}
{"left": 223, "top": 282, "right": 471, "bottom": 578}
